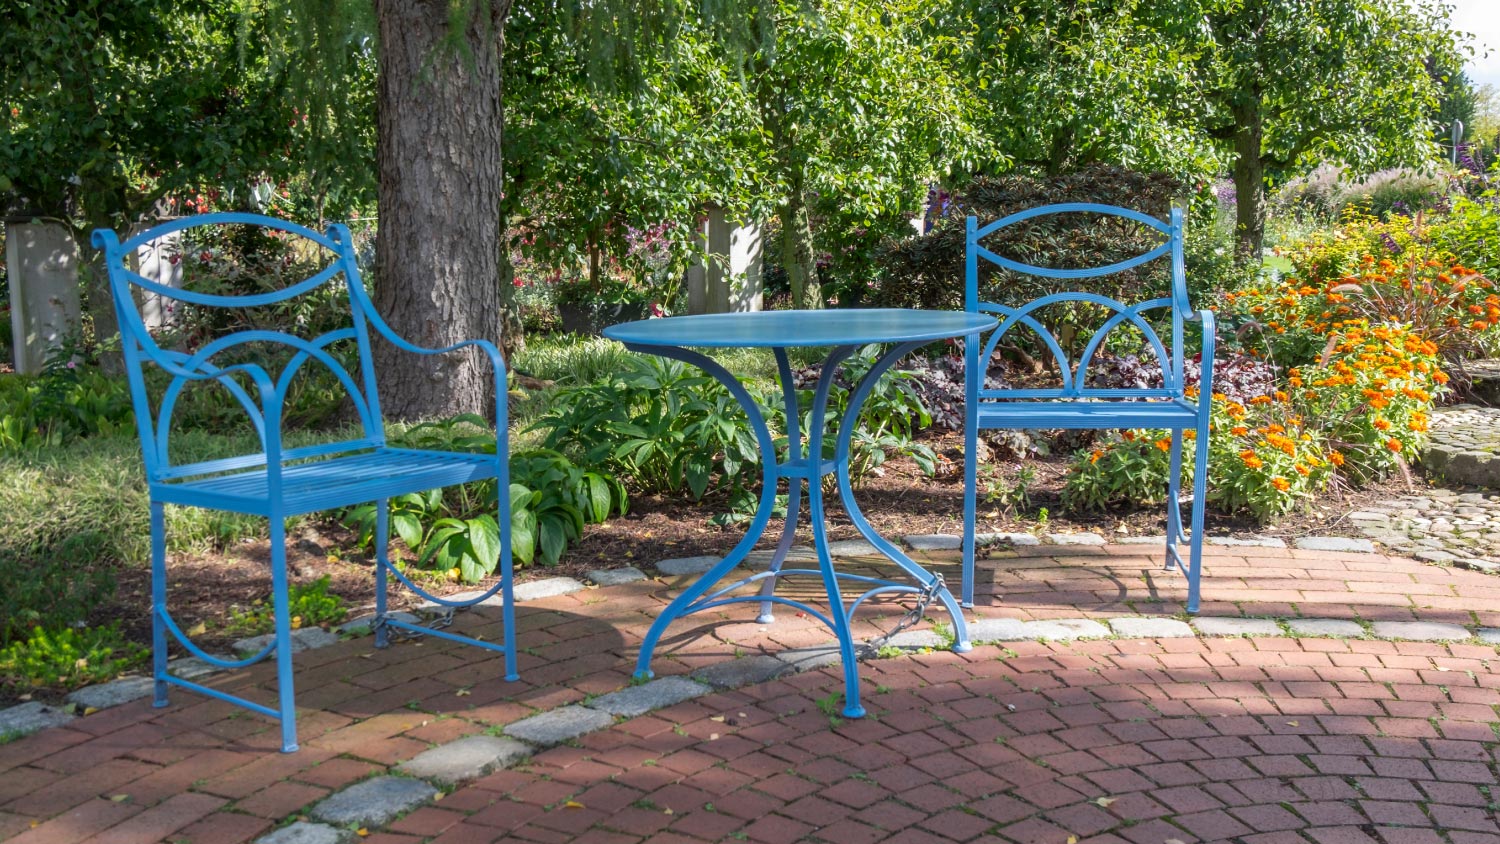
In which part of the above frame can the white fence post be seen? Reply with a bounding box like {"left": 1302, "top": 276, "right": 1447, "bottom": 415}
{"left": 5, "top": 220, "right": 82, "bottom": 374}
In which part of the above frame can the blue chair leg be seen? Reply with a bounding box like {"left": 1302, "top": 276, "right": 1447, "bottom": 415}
{"left": 373, "top": 499, "right": 390, "bottom": 650}
{"left": 150, "top": 501, "right": 169, "bottom": 709}
{"left": 1165, "top": 429, "right": 1186, "bottom": 553}
{"left": 268, "top": 514, "right": 299, "bottom": 753}
{"left": 961, "top": 412, "right": 979, "bottom": 609}
{"left": 499, "top": 510, "right": 519, "bottom": 684}
{"left": 1187, "top": 429, "right": 1210, "bottom": 614}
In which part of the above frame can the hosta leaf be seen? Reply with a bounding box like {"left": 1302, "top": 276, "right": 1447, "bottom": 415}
{"left": 392, "top": 513, "right": 424, "bottom": 551}
{"left": 466, "top": 516, "right": 501, "bottom": 575}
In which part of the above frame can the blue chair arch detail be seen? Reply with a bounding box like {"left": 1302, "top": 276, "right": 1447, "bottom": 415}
{"left": 93, "top": 212, "right": 519, "bottom": 753}
{"left": 961, "top": 203, "right": 1215, "bottom": 613}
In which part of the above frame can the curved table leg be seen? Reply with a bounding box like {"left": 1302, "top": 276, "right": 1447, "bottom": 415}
{"left": 624, "top": 344, "right": 783, "bottom": 681}
{"left": 834, "top": 342, "right": 972, "bottom": 653}
{"left": 803, "top": 346, "right": 867, "bottom": 717}
{"left": 756, "top": 349, "right": 805, "bottom": 624}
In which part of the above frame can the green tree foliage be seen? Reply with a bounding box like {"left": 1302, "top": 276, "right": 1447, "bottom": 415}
{"left": 501, "top": 7, "right": 769, "bottom": 300}
{"left": 0, "top": 0, "right": 375, "bottom": 362}
{"left": 946, "top": 0, "right": 1212, "bottom": 179}
{"left": 0, "top": 1, "right": 288, "bottom": 230}
{"left": 1154, "top": 0, "right": 1462, "bottom": 258}
{"left": 752, "top": 0, "right": 995, "bottom": 308}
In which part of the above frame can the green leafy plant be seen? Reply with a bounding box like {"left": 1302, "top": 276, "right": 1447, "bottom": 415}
{"left": 340, "top": 416, "right": 625, "bottom": 579}
{"left": 532, "top": 355, "right": 760, "bottom": 500}
{"left": 980, "top": 464, "right": 1035, "bottom": 514}
{"left": 790, "top": 344, "right": 938, "bottom": 483}
{"left": 225, "top": 575, "right": 348, "bottom": 636}
{"left": 0, "top": 624, "right": 146, "bottom": 690}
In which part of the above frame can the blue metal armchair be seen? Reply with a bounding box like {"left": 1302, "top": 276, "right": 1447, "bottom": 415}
{"left": 961, "top": 203, "right": 1215, "bottom": 613}
{"left": 93, "top": 213, "right": 518, "bottom": 752}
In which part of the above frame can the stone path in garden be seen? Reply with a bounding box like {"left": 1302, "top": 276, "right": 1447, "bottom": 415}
{"left": 1421, "top": 405, "right": 1500, "bottom": 492}
{"left": 1332, "top": 402, "right": 1500, "bottom": 575}
{"left": 2, "top": 539, "right": 1499, "bottom": 844}
{"left": 1347, "top": 489, "right": 1500, "bottom": 576}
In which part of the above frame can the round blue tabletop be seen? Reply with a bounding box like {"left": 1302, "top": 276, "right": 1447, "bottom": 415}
{"left": 603, "top": 308, "right": 997, "bottom": 348}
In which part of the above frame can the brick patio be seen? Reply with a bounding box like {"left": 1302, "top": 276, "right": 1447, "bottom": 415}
{"left": 2, "top": 543, "right": 1498, "bottom": 843}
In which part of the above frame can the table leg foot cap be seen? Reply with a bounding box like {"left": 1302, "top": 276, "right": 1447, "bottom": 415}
{"left": 953, "top": 641, "right": 973, "bottom": 654}
{"left": 504, "top": 674, "right": 520, "bottom": 682}
{"left": 960, "top": 601, "right": 974, "bottom": 609}
{"left": 755, "top": 613, "right": 775, "bottom": 624}
{"left": 842, "top": 705, "right": 866, "bottom": 719}
{"left": 633, "top": 670, "right": 655, "bottom": 681}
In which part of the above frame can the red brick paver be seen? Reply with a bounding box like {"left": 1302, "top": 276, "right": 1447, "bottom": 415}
{"left": 1, "top": 544, "right": 1496, "bottom": 843}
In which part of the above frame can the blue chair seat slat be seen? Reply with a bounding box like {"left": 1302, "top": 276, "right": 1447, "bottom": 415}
{"left": 974, "top": 400, "right": 1198, "bottom": 431}
{"left": 153, "top": 449, "right": 497, "bottom": 517}
{"left": 93, "top": 212, "right": 519, "bottom": 753}
{"left": 977, "top": 388, "right": 1181, "bottom": 400}
{"left": 962, "top": 204, "right": 1213, "bottom": 615}
{"left": 156, "top": 439, "right": 385, "bottom": 481}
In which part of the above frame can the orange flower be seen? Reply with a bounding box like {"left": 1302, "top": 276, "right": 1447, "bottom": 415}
{"left": 1089, "top": 450, "right": 1102, "bottom": 465}
{"left": 1385, "top": 438, "right": 1403, "bottom": 452}
{"left": 1270, "top": 477, "right": 1291, "bottom": 492}
{"left": 1373, "top": 418, "right": 1391, "bottom": 431}
{"left": 1155, "top": 438, "right": 1172, "bottom": 452}
{"left": 1329, "top": 451, "right": 1345, "bottom": 466}
{"left": 1295, "top": 464, "right": 1311, "bottom": 476}
{"left": 1230, "top": 426, "right": 1248, "bottom": 436}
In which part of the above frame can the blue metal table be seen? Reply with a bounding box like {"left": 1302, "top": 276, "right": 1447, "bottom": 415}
{"left": 604, "top": 308, "right": 997, "bottom": 717}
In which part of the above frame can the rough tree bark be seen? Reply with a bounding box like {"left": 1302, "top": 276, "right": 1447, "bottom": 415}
{"left": 1230, "top": 96, "right": 1267, "bottom": 261}
{"left": 373, "top": 0, "right": 512, "bottom": 420}
{"left": 779, "top": 185, "right": 822, "bottom": 310}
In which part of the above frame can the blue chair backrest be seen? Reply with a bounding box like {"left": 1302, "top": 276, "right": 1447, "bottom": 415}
{"left": 965, "top": 202, "right": 1189, "bottom": 401}
{"left": 92, "top": 213, "right": 387, "bottom": 483}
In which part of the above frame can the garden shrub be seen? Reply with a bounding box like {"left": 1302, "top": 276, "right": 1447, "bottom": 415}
{"left": 1272, "top": 165, "right": 1453, "bottom": 221}
{"left": 532, "top": 354, "right": 763, "bottom": 501}
{"left": 788, "top": 345, "right": 939, "bottom": 481}
{"left": 1333, "top": 168, "right": 1449, "bottom": 219}
{"left": 1271, "top": 164, "right": 1345, "bottom": 220}
{"left": 225, "top": 575, "right": 347, "bottom": 637}
{"left": 872, "top": 164, "right": 1183, "bottom": 313}
{"left": 1236, "top": 218, "right": 1500, "bottom": 368}
{"left": 0, "top": 363, "right": 134, "bottom": 452}
{"left": 1061, "top": 323, "right": 1445, "bottom": 522}
{"left": 0, "top": 624, "right": 146, "bottom": 690}
{"left": 340, "top": 416, "right": 626, "bottom": 579}
{"left": 1427, "top": 194, "right": 1500, "bottom": 284}
{"left": 1291, "top": 322, "right": 1445, "bottom": 483}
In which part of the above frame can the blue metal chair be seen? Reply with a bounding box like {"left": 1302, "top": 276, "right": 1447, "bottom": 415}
{"left": 961, "top": 203, "right": 1215, "bottom": 613}
{"left": 93, "top": 213, "right": 519, "bottom": 752}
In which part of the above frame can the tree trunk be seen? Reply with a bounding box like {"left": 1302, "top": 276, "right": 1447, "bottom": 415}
{"left": 779, "top": 185, "right": 822, "bottom": 310}
{"left": 1230, "top": 98, "right": 1267, "bottom": 261}
{"left": 373, "top": 0, "right": 510, "bottom": 421}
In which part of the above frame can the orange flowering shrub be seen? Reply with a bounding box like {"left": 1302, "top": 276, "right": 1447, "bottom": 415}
{"left": 1063, "top": 322, "right": 1443, "bottom": 521}
{"left": 1228, "top": 212, "right": 1500, "bottom": 367}
{"left": 1205, "top": 392, "right": 1333, "bottom": 520}
{"left": 1292, "top": 321, "right": 1445, "bottom": 482}
{"left": 1063, "top": 390, "right": 1330, "bottom": 522}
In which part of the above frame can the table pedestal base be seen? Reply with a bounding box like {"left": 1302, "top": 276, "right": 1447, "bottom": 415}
{"left": 627, "top": 341, "right": 971, "bottom": 717}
